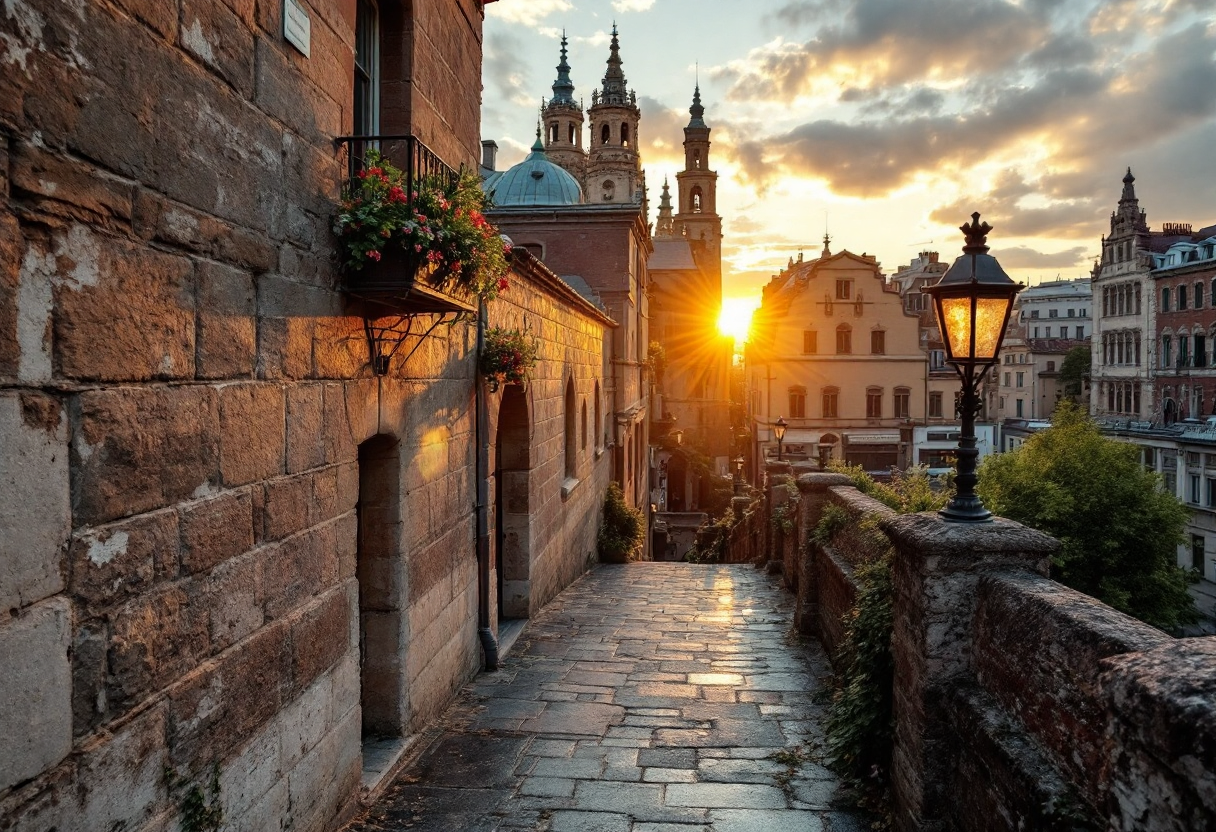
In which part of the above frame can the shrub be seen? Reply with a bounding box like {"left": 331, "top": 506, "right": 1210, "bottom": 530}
{"left": 598, "top": 482, "right": 645, "bottom": 563}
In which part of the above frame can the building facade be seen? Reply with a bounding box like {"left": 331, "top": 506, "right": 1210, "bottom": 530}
{"left": 1151, "top": 227, "right": 1216, "bottom": 422}
{"left": 0, "top": 1, "right": 621, "bottom": 829}
{"left": 746, "top": 244, "right": 924, "bottom": 472}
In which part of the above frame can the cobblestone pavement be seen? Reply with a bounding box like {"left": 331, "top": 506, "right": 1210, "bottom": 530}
{"left": 346, "top": 563, "right": 869, "bottom": 832}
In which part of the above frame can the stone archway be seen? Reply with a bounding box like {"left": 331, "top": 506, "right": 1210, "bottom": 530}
{"left": 495, "top": 384, "right": 532, "bottom": 620}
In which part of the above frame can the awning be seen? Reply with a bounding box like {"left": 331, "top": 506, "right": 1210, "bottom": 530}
{"left": 844, "top": 433, "right": 902, "bottom": 445}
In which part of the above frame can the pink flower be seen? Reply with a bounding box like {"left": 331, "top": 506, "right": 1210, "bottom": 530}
{"left": 368, "top": 250, "right": 381, "bottom": 262}
{"left": 414, "top": 244, "right": 422, "bottom": 252}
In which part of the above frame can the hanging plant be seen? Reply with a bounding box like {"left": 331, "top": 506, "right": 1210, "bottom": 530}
{"left": 335, "top": 149, "right": 512, "bottom": 301}
{"left": 479, "top": 326, "right": 539, "bottom": 391}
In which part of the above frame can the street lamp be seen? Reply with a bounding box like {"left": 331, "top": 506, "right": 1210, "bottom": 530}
{"left": 773, "top": 417, "right": 788, "bottom": 462}
{"left": 672, "top": 429, "right": 684, "bottom": 447}
{"left": 923, "top": 212, "right": 1022, "bottom": 522}
{"left": 733, "top": 454, "right": 746, "bottom": 495}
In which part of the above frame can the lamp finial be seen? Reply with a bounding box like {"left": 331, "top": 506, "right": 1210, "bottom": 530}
{"left": 960, "top": 212, "right": 993, "bottom": 255}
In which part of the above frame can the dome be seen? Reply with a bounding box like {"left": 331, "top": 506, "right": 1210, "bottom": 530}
{"left": 487, "top": 136, "right": 583, "bottom": 207}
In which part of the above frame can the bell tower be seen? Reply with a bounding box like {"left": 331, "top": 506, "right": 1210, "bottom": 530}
{"left": 587, "top": 24, "right": 642, "bottom": 204}
{"left": 541, "top": 32, "right": 587, "bottom": 186}
{"left": 674, "top": 85, "right": 722, "bottom": 280}
{"left": 654, "top": 177, "right": 675, "bottom": 238}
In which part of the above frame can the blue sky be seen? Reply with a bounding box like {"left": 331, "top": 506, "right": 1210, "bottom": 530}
{"left": 482, "top": 0, "right": 1216, "bottom": 310}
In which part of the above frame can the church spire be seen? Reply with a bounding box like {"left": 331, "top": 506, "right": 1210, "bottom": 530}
{"left": 688, "top": 84, "right": 706, "bottom": 128}
{"left": 1120, "top": 166, "right": 1137, "bottom": 205}
{"left": 655, "top": 177, "right": 675, "bottom": 237}
{"left": 598, "top": 22, "right": 632, "bottom": 105}
{"left": 551, "top": 31, "right": 576, "bottom": 105}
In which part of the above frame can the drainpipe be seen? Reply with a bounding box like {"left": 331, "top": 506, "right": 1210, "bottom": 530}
{"left": 475, "top": 301, "right": 499, "bottom": 670}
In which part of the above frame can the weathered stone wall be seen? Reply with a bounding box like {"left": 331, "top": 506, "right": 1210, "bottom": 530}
{"left": 0, "top": 2, "right": 604, "bottom": 831}
{"left": 776, "top": 476, "right": 1216, "bottom": 832}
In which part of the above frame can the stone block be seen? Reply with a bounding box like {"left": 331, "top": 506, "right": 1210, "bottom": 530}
{"left": 0, "top": 212, "right": 19, "bottom": 379}
{"left": 279, "top": 672, "right": 334, "bottom": 771}
{"left": 286, "top": 383, "right": 325, "bottom": 473}
{"left": 193, "top": 550, "right": 263, "bottom": 652}
{"left": 109, "top": 583, "right": 210, "bottom": 711}
{"left": 113, "top": 0, "right": 179, "bottom": 40}
{"left": 220, "top": 383, "right": 285, "bottom": 486}
{"left": 168, "top": 618, "right": 291, "bottom": 768}
{"left": 253, "top": 36, "right": 342, "bottom": 142}
{"left": 69, "top": 507, "right": 179, "bottom": 608}
{"left": 10, "top": 140, "right": 135, "bottom": 228}
{"left": 0, "top": 391, "right": 70, "bottom": 611}
{"left": 55, "top": 228, "right": 197, "bottom": 382}
{"left": 262, "top": 473, "right": 312, "bottom": 542}
{"left": 72, "top": 385, "right": 220, "bottom": 525}
{"left": 179, "top": 489, "right": 255, "bottom": 575}
{"left": 313, "top": 316, "right": 368, "bottom": 379}
{"left": 256, "top": 315, "right": 314, "bottom": 380}
{"left": 0, "top": 597, "right": 72, "bottom": 792}
{"left": 260, "top": 533, "right": 324, "bottom": 621}
{"left": 286, "top": 704, "right": 361, "bottom": 832}
{"left": 219, "top": 724, "right": 285, "bottom": 830}
{"left": 72, "top": 616, "right": 109, "bottom": 737}
{"left": 196, "top": 260, "right": 257, "bottom": 378}
{"left": 290, "top": 584, "right": 353, "bottom": 693}
{"left": 133, "top": 190, "right": 277, "bottom": 273}
{"left": 180, "top": 0, "right": 255, "bottom": 96}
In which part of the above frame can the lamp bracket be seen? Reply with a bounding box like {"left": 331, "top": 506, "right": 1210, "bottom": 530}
{"left": 364, "top": 312, "right": 461, "bottom": 376}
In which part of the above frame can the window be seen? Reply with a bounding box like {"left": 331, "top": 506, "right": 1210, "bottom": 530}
{"left": 569, "top": 124, "right": 576, "bottom": 143}
{"left": 928, "top": 391, "right": 943, "bottom": 418}
{"left": 621, "top": 123, "right": 630, "bottom": 147}
{"left": 836, "top": 324, "right": 852, "bottom": 355}
{"left": 690, "top": 186, "right": 703, "bottom": 213}
{"left": 564, "top": 377, "right": 577, "bottom": 478}
{"left": 1162, "top": 287, "right": 1170, "bottom": 312}
{"left": 1197, "top": 335, "right": 1207, "bottom": 368}
{"left": 1015, "top": 398, "right": 1024, "bottom": 417}
{"left": 1179, "top": 285, "right": 1188, "bottom": 310}
{"left": 601, "top": 123, "right": 610, "bottom": 145}
{"left": 354, "top": 0, "right": 380, "bottom": 136}
{"left": 871, "top": 329, "right": 885, "bottom": 355}
{"left": 1030, "top": 310, "right": 1040, "bottom": 319}
{"left": 1190, "top": 475, "right": 1201, "bottom": 505}
{"left": 894, "top": 387, "right": 910, "bottom": 418}
{"left": 803, "top": 330, "right": 818, "bottom": 354}
{"left": 1044, "top": 327, "right": 1051, "bottom": 337}
{"left": 1016, "top": 372, "right": 1024, "bottom": 387}
{"left": 1049, "top": 309, "right": 1059, "bottom": 318}
{"left": 1003, "top": 372, "right": 1011, "bottom": 387}
{"left": 1033, "top": 326, "right": 1040, "bottom": 338}
{"left": 866, "top": 388, "right": 882, "bottom": 418}
{"left": 1193, "top": 535, "right": 1205, "bottom": 570}
{"left": 1180, "top": 337, "right": 1190, "bottom": 367}
{"left": 594, "top": 380, "right": 602, "bottom": 449}
{"left": 789, "top": 387, "right": 806, "bottom": 418}
{"left": 580, "top": 400, "right": 587, "bottom": 449}
{"left": 1068, "top": 308, "right": 1076, "bottom": 317}
{"left": 835, "top": 279, "right": 852, "bottom": 300}
{"left": 1077, "top": 325, "right": 1084, "bottom": 339}
{"left": 1208, "top": 477, "right": 1216, "bottom": 507}
{"left": 1047, "top": 361, "right": 1055, "bottom": 372}
{"left": 1162, "top": 336, "right": 1172, "bottom": 368}
{"left": 1197, "top": 283, "right": 1206, "bottom": 309}
{"left": 929, "top": 349, "right": 946, "bottom": 370}
{"left": 692, "top": 149, "right": 701, "bottom": 169}
{"left": 822, "top": 387, "right": 839, "bottom": 418}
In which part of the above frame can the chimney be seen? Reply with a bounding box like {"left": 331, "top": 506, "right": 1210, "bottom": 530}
{"left": 481, "top": 140, "right": 498, "bottom": 172}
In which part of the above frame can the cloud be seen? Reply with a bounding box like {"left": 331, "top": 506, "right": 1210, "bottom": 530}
{"left": 990, "top": 245, "right": 1090, "bottom": 270}
{"left": 638, "top": 96, "right": 689, "bottom": 164}
{"left": 484, "top": 31, "right": 536, "bottom": 112}
{"left": 613, "top": 0, "right": 656, "bottom": 11}
{"left": 486, "top": 0, "right": 572, "bottom": 27}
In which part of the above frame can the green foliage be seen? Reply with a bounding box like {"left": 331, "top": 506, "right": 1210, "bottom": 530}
{"left": 770, "top": 474, "right": 801, "bottom": 535}
{"left": 646, "top": 340, "right": 667, "bottom": 384}
{"left": 812, "top": 504, "right": 850, "bottom": 547}
{"left": 335, "top": 150, "right": 510, "bottom": 299}
{"left": 977, "top": 400, "right": 1197, "bottom": 630}
{"left": 1059, "top": 345, "right": 1091, "bottom": 399}
{"left": 598, "top": 482, "right": 645, "bottom": 563}
{"left": 686, "top": 506, "right": 739, "bottom": 563}
{"left": 165, "top": 763, "right": 223, "bottom": 832}
{"left": 479, "top": 326, "right": 538, "bottom": 387}
{"left": 827, "top": 461, "right": 953, "bottom": 514}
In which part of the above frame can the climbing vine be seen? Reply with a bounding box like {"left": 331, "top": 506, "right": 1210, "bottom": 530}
{"left": 165, "top": 763, "right": 223, "bottom": 832}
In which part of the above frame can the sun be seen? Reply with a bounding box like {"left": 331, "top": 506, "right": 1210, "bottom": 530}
{"left": 718, "top": 296, "right": 761, "bottom": 343}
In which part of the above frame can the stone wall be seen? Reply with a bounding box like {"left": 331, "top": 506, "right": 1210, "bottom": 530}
{"left": 785, "top": 473, "right": 1216, "bottom": 832}
{"left": 0, "top": 2, "right": 614, "bottom": 831}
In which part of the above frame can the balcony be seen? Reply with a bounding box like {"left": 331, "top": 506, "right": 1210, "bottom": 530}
{"left": 334, "top": 135, "right": 476, "bottom": 316}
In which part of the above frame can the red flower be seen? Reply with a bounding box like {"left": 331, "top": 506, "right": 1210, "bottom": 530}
{"left": 368, "top": 250, "right": 381, "bottom": 262}
{"left": 497, "top": 277, "right": 510, "bottom": 292}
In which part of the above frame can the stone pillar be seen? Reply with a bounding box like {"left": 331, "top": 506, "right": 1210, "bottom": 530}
{"left": 763, "top": 461, "right": 792, "bottom": 571}
{"left": 793, "top": 473, "right": 852, "bottom": 634}
{"left": 880, "top": 513, "right": 1058, "bottom": 832}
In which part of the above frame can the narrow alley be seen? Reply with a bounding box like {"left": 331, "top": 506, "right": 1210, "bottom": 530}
{"left": 345, "top": 564, "right": 867, "bottom": 832}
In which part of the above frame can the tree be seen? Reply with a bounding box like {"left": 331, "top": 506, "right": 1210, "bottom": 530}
{"left": 977, "top": 401, "right": 1197, "bottom": 630}
{"left": 1058, "top": 345, "right": 1090, "bottom": 401}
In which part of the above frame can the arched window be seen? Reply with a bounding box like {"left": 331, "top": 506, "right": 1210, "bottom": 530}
{"left": 836, "top": 324, "right": 852, "bottom": 355}
{"left": 692, "top": 149, "right": 701, "bottom": 169}
{"left": 602, "top": 179, "right": 615, "bottom": 201}
{"left": 621, "top": 123, "right": 630, "bottom": 147}
{"left": 789, "top": 386, "right": 806, "bottom": 418}
{"left": 690, "top": 186, "right": 703, "bottom": 213}
{"left": 568, "top": 124, "right": 576, "bottom": 144}
{"left": 601, "top": 123, "right": 610, "bottom": 145}
{"left": 1135, "top": 283, "right": 1142, "bottom": 314}
{"left": 580, "top": 400, "right": 588, "bottom": 449}
{"left": 548, "top": 123, "right": 558, "bottom": 144}
{"left": 594, "top": 380, "right": 602, "bottom": 449}
{"left": 564, "top": 377, "right": 576, "bottom": 479}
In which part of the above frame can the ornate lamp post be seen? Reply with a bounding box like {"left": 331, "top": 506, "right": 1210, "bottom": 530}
{"left": 923, "top": 213, "right": 1022, "bottom": 522}
{"left": 773, "top": 417, "right": 787, "bottom": 462}
{"left": 733, "top": 455, "right": 746, "bottom": 495}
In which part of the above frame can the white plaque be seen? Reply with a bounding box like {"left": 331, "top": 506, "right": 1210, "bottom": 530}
{"left": 284, "top": 0, "right": 311, "bottom": 58}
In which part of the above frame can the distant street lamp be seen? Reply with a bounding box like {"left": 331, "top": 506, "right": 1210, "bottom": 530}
{"left": 733, "top": 455, "right": 746, "bottom": 495}
{"left": 923, "top": 212, "right": 1022, "bottom": 522}
{"left": 672, "top": 429, "right": 684, "bottom": 447}
{"left": 773, "top": 417, "right": 788, "bottom": 462}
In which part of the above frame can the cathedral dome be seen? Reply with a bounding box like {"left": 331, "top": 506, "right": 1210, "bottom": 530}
{"left": 487, "top": 136, "right": 583, "bottom": 207}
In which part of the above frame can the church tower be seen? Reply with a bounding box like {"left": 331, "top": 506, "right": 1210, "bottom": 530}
{"left": 654, "top": 177, "right": 675, "bottom": 238}
{"left": 587, "top": 24, "right": 642, "bottom": 204}
{"left": 674, "top": 85, "right": 722, "bottom": 281}
{"left": 541, "top": 33, "right": 587, "bottom": 185}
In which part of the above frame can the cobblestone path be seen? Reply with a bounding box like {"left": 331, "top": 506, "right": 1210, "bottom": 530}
{"left": 346, "top": 563, "right": 868, "bottom": 832}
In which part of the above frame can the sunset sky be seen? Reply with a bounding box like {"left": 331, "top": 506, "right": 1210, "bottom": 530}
{"left": 481, "top": 0, "right": 1216, "bottom": 334}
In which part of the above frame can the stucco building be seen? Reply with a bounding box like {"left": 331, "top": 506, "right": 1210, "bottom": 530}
{"left": 0, "top": 1, "right": 622, "bottom": 829}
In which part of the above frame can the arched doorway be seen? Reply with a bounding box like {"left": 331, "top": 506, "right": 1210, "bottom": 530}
{"left": 495, "top": 384, "right": 532, "bottom": 620}
{"left": 356, "top": 435, "right": 407, "bottom": 742}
